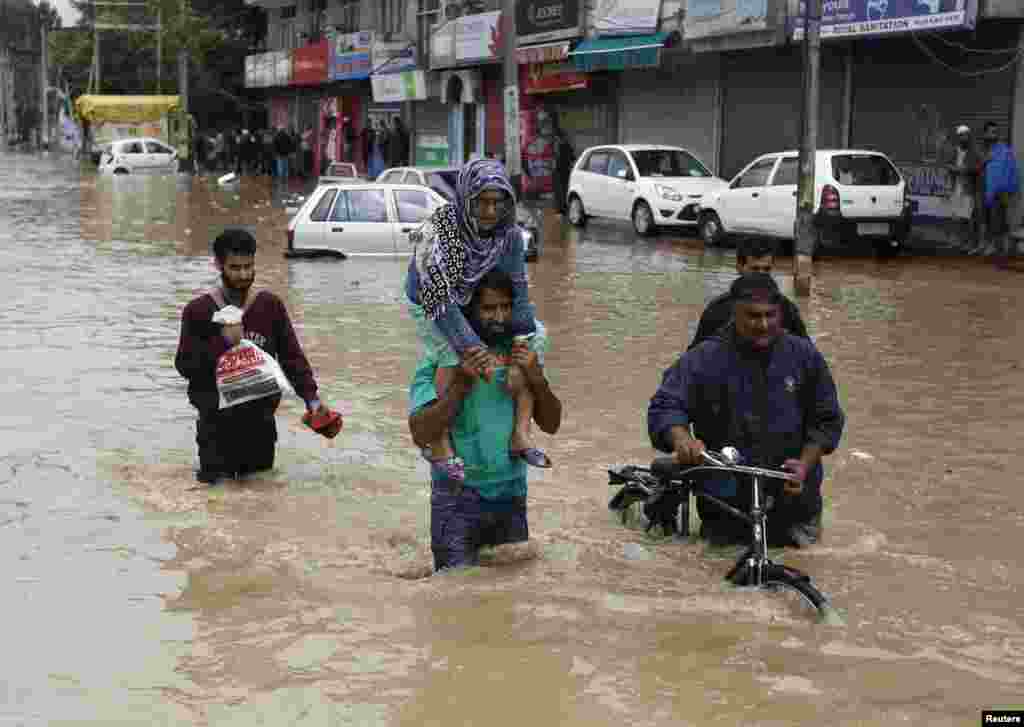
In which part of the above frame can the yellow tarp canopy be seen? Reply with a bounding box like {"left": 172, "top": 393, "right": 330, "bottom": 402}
{"left": 74, "top": 95, "right": 181, "bottom": 123}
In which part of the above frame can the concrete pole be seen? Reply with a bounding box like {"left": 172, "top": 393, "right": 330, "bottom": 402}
{"left": 40, "top": 19, "right": 48, "bottom": 149}
{"left": 501, "top": 0, "right": 521, "bottom": 195}
{"left": 178, "top": 0, "right": 190, "bottom": 171}
{"left": 156, "top": 6, "right": 162, "bottom": 94}
{"left": 793, "top": 0, "right": 823, "bottom": 296}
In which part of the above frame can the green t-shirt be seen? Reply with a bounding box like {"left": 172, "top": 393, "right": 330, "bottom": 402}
{"left": 409, "top": 342, "right": 528, "bottom": 500}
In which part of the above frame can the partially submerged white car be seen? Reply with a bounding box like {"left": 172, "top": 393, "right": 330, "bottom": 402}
{"left": 286, "top": 182, "right": 447, "bottom": 257}
{"left": 98, "top": 137, "right": 178, "bottom": 175}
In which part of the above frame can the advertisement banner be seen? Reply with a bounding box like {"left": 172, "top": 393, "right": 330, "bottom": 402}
{"left": 245, "top": 53, "right": 272, "bottom": 88}
{"left": 516, "top": 0, "right": 582, "bottom": 44}
{"left": 793, "top": 0, "right": 978, "bottom": 40}
{"left": 684, "top": 0, "right": 769, "bottom": 39}
{"left": 272, "top": 51, "right": 291, "bottom": 86}
{"left": 330, "top": 30, "right": 373, "bottom": 81}
{"left": 292, "top": 40, "right": 329, "bottom": 85}
{"left": 519, "top": 94, "right": 555, "bottom": 195}
{"left": 371, "top": 70, "right": 427, "bottom": 103}
{"left": 456, "top": 10, "right": 503, "bottom": 63}
{"left": 594, "top": 0, "right": 662, "bottom": 36}
{"left": 431, "top": 10, "right": 504, "bottom": 68}
{"left": 373, "top": 38, "right": 417, "bottom": 75}
{"left": 416, "top": 134, "right": 451, "bottom": 167}
{"left": 524, "top": 61, "right": 589, "bottom": 94}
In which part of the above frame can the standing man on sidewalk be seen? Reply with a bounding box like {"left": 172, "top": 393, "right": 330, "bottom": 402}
{"left": 945, "top": 125, "right": 982, "bottom": 253}
{"left": 976, "top": 121, "right": 1020, "bottom": 263}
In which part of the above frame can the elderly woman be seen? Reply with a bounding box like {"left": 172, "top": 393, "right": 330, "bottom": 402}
{"left": 405, "top": 158, "right": 550, "bottom": 482}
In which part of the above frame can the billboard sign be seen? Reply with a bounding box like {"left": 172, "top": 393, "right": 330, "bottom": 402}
{"left": 793, "top": 0, "right": 978, "bottom": 40}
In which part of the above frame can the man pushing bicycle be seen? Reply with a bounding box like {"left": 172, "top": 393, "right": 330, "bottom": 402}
{"left": 647, "top": 273, "right": 845, "bottom": 548}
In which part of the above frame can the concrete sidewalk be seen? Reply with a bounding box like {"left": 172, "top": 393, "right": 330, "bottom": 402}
{"left": 903, "top": 218, "right": 1024, "bottom": 256}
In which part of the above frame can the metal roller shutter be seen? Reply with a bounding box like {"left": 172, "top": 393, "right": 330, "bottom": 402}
{"left": 720, "top": 45, "right": 846, "bottom": 180}
{"left": 851, "top": 22, "right": 1018, "bottom": 167}
{"left": 544, "top": 76, "right": 618, "bottom": 154}
{"left": 619, "top": 53, "right": 721, "bottom": 175}
{"left": 415, "top": 99, "right": 449, "bottom": 139}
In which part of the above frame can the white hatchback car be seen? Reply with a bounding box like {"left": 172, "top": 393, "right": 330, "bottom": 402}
{"left": 287, "top": 183, "right": 447, "bottom": 257}
{"left": 566, "top": 145, "right": 728, "bottom": 236}
{"left": 697, "top": 149, "right": 912, "bottom": 255}
{"left": 98, "top": 137, "right": 178, "bottom": 175}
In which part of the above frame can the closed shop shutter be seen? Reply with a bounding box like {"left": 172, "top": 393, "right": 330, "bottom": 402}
{"left": 720, "top": 45, "right": 846, "bottom": 180}
{"left": 544, "top": 75, "right": 618, "bottom": 156}
{"left": 851, "top": 21, "right": 1018, "bottom": 168}
{"left": 619, "top": 52, "right": 720, "bottom": 175}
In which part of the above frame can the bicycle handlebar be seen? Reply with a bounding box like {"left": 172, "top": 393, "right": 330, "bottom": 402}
{"left": 650, "top": 455, "right": 801, "bottom": 483}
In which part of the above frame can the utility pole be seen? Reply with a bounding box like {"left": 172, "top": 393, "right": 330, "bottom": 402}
{"left": 501, "top": 0, "right": 521, "bottom": 196}
{"left": 178, "top": 0, "right": 188, "bottom": 110}
{"left": 793, "top": 0, "right": 823, "bottom": 296}
{"left": 40, "top": 15, "right": 49, "bottom": 149}
{"left": 156, "top": 6, "right": 162, "bottom": 93}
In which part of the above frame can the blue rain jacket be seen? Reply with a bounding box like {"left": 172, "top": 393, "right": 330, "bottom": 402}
{"left": 983, "top": 143, "right": 1020, "bottom": 208}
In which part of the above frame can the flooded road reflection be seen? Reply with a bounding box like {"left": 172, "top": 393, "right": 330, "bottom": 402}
{"left": 2, "top": 150, "right": 1021, "bottom": 725}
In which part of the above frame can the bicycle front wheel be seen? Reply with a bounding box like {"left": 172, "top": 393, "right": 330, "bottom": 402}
{"left": 762, "top": 564, "right": 838, "bottom": 623}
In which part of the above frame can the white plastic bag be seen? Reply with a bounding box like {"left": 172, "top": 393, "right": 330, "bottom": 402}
{"left": 215, "top": 339, "right": 296, "bottom": 410}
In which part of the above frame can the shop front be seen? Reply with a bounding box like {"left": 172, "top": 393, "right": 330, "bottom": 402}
{"left": 429, "top": 10, "right": 503, "bottom": 166}
{"left": 325, "top": 30, "right": 373, "bottom": 174}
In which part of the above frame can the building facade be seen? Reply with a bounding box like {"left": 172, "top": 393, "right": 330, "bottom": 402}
{"left": 245, "top": 0, "right": 1024, "bottom": 229}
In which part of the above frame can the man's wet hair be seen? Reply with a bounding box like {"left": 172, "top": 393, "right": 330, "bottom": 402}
{"left": 470, "top": 269, "right": 515, "bottom": 309}
{"left": 213, "top": 228, "right": 257, "bottom": 261}
{"left": 730, "top": 272, "right": 783, "bottom": 304}
{"left": 735, "top": 235, "right": 777, "bottom": 265}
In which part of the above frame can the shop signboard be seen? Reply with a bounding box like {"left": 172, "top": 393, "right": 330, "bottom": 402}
{"left": 793, "top": 0, "right": 978, "bottom": 40}
{"left": 684, "top": 0, "right": 769, "bottom": 39}
{"left": 245, "top": 53, "right": 272, "bottom": 88}
{"left": 371, "top": 70, "right": 427, "bottom": 103}
{"left": 416, "top": 134, "right": 451, "bottom": 167}
{"left": 516, "top": 0, "right": 582, "bottom": 44}
{"left": 431, "top": 10, "right": 504, "bottom": 68}
{"left": 373, "top": 38, "right": 417, "bottom": 75}
{"left": 292, "top": 40, "right": 329, "bottom": 86}
{"left": 524, "top": 61, "right": 589, "bottom": 94}
{"left": 593, "top": 0, "right": 662, "bottom": 36}
{"left": 330, "top": 30, "right": 373, "bottom": 81}
{"left": 272, "top": 51, "right": 291, "bottom": 86}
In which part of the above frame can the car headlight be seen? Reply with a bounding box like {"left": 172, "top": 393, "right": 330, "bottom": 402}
{"left": 656, "top": 184, "right": 683, "bottom": 202}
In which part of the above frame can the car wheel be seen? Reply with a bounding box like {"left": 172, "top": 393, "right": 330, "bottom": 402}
{"left": 567, "top": 195, "right": 587, "bottom": 227}
{"left": 699, "top": 212, "right": 724, "bottom": 246}
{"left": 874, "top": 238, "right": 902, "bottom": 258}
{"left": 632, "top": 201, "right": 656, "bottom": 237}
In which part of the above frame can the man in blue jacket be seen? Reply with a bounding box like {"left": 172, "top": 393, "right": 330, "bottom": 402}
{"left": 648, "top": 273, "right": 845, "bottom": 548}
{"left": 977, "top": 121, "right": 1020, "bottom": 263}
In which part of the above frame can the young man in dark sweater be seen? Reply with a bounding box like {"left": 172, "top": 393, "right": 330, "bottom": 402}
{"left": 688, "top": 236, "right": 809, "bottom": 351}
{"left": 175, "top": 228, "right": 332, "bottom": 485}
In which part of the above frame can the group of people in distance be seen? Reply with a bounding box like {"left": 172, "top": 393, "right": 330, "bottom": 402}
{"left": 175, "top": 159, "right": 845, "bottom": 573}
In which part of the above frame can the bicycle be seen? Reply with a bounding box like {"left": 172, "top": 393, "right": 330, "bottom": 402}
{"left": 607, "top": 447, "right": 838, "bottom": 622}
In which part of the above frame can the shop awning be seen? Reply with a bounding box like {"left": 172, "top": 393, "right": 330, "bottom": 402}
{"left": 517, "top": 41, "right": 571, "bottom": 65}
{"left": 74, "top": 95, "right": 181, "bottom": 123}
{"left": 569, "top": 33, "right": 670, "bottom": 73}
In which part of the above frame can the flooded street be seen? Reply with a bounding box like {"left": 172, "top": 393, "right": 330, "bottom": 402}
{"left": 2, "top": 150, "right": 1022, "bottom": 726}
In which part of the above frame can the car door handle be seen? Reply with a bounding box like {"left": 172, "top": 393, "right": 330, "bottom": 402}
{"left": 751, "top": 192, "right": 760, "bottom": 198}
{"left": 332, "top": 227, "right": 344, "bottom": 232}
{"left": 401, "top": 227, "right": 413, "bottom": 233}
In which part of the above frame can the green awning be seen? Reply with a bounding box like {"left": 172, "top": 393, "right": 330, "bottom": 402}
{"left": 569, "top": 33, "right": 670, "bottom": 73}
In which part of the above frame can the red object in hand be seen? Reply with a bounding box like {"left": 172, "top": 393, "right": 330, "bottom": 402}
{"left": 303, "top": 409, "right": 343, "bottom": 439}
{"left": 782, "top": 458, "right": 809, "bottom": 483}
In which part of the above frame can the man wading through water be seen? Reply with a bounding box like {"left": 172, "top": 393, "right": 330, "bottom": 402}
{"left": 409, "top": 270, "right": 563, "bottom": 571}
{"left": 175, "top": 229, "right": 337, "bottom": 485}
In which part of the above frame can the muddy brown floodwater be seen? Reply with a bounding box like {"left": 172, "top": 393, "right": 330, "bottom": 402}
{"left": 1, "top": 151, "right": 1021, "bottom": 726}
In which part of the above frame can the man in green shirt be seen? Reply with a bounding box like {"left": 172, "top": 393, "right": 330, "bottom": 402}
{"left": 408, "top": 270, "right": 563, "bottom": 571}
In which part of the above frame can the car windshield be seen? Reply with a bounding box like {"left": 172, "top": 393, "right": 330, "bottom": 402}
{"left": 427, "top": 171, "right": 458, "bottom": 201}
{"left": 630, "top": 149, "right": 711, "bottom": 178}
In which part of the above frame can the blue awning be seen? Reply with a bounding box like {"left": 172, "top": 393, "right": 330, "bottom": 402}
{"left": 568, "top": 33, "right": 670, "bottom": 73}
